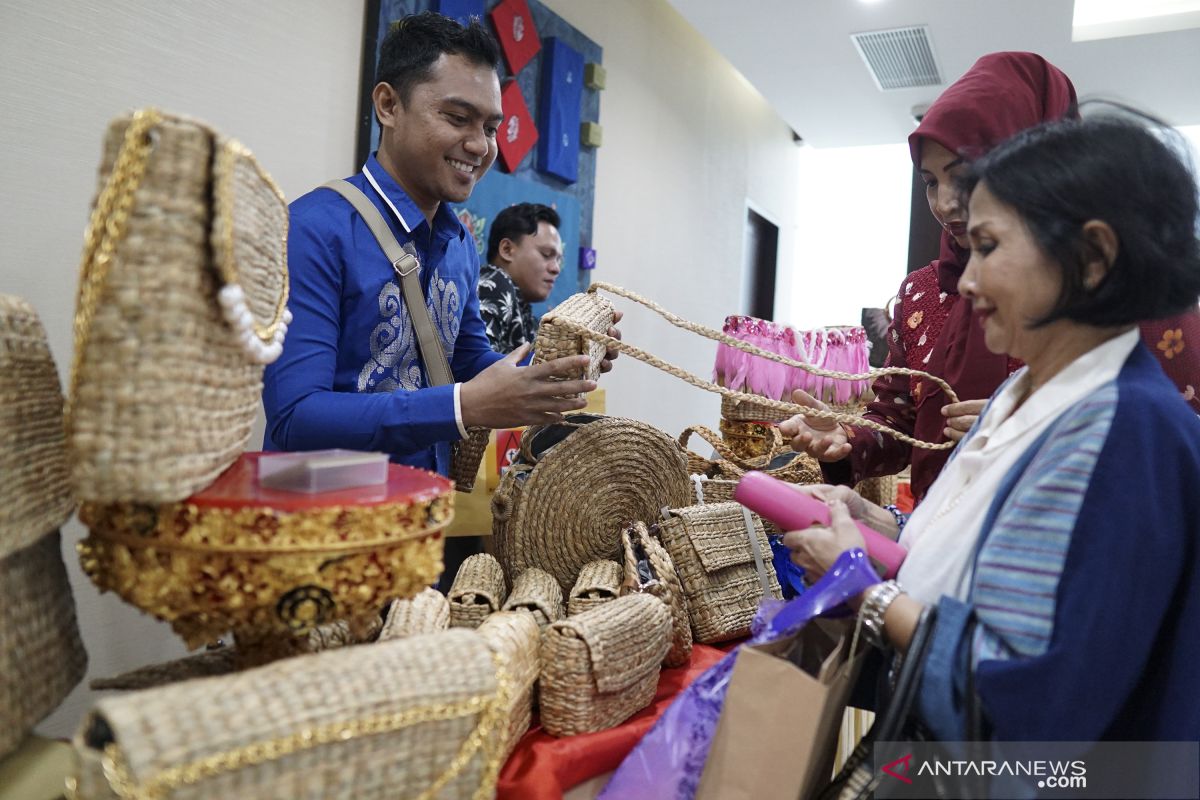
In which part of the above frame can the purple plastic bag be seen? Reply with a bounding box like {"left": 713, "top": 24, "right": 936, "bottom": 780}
{"left": 598, "top": 548, "right": 880, "bottom": 800}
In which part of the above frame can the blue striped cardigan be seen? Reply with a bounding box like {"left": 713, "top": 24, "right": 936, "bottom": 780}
{"left": 917, "top": 342, "right": 1200, "bottom": 742}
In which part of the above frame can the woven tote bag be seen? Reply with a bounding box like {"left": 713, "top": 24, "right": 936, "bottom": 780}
{"left": 68, "top": 629, "right": 510, "bottom": 800}
{"left": 539, "top": 593, "right": 671, "bottom": 737}
{"left": 475, "top": 612, "right": 540, "bottom": 761}
{"left": 501, "top": 567, "right": 565, "bottom": 630}
{"left": 68, "top": 108, "right": 289, "bottom": 503}
{"left": 449, "top": 553, "right": 508, "bottom": 630}
{"left": 491, "top": 414, "right": 691, "bottom": 592}
{"left": 679, "top": 425, "right": 823, "bottom": 485}
{"left": 567, "top": 559, "right": 623, "bottom": 617}
{"left": 1, "top": 531, "right": 88, "bottom": 758}
{"left": 656, "top": 502, "right": 783, "bottom": 643}
{"left": 0, "top": 295, "right": 75, "bottom": 550}
{"left": 620, "top": 522, "right": 693, "bottom": 668}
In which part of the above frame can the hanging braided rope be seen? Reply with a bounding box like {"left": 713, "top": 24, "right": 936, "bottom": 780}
{"left": 537, "top": 282, "right": 958, "bottom": 452}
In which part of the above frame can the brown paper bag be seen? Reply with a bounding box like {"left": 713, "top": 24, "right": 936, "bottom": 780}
{"left": 695, "top": 619, "right": 866, "bottom": 800}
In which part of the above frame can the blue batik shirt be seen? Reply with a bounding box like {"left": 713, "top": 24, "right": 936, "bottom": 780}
{"left": 262, "top": 154, "right": 504, "bottom": 475}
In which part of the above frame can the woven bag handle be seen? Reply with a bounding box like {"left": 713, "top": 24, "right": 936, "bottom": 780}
{"left": 678, "top": 425, "right": 793, "bottom": 475}
{"left": 549, "top": 283, "right": 957, "bottom": 452}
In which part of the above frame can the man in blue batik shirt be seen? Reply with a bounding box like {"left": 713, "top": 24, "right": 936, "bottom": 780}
{"left": 263, "top": 13, "right": 619, "bottom": 580}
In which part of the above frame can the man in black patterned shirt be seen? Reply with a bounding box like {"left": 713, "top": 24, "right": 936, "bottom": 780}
{"left": 478, "top": 203, "right": 563, "bottom": 353}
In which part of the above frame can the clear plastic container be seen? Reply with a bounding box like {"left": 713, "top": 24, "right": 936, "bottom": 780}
{"left": 256, "top": 450, "right": 389, "bottom": 494}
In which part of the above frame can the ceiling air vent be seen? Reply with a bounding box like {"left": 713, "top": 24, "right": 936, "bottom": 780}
{"left": 851, "top": 25, "right": 943, "bottom": 91}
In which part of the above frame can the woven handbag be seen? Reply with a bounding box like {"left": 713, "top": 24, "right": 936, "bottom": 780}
{"left": 68, "top": 109, "right": 289, "bottom": 503}
{"left": 620, "top": 522, "right": 693, "bottom": 668}
{"left": 0, "top": 295, "right": 75, "bottom": 549}
{"left": 502, "top": 567, "right": 565, "bottom": 630}
{"left": 679, "top": 424, "right": 823, "bottom": 485}
{"left": 568, "top": 559, "right": 623, "bottom": 617}
{"left": 475, "top": 612, "right": 540, "bottom": 761}
{"left": 379, "top": 587, "right": 450, "bottom": 640}
{"left": 656, "top": 501, "right": 782, "bottom": 643}
{"left": 1, "top": 531, "right": 88, "bottom": 758}
{"left": 68, "top": 629, "right": 511, "bottom": 800}
{"left": 491, "top": 414, "right": 691, "bottom": 592}
{"left": 531, "top": 290, "right": 616, "bottom": 384}
{"left": 449, "top": 553, "right": 508, "bottom": 629}
{"left": 539, "top": 593, "right": 671, "bottom": 737}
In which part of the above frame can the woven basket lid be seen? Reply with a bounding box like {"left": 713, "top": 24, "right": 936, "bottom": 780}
{"left": 0, "top": 295, "right": 74, "bottom": 556}
{"left": 494, "top": 415, "right": 690, "bottom": 592}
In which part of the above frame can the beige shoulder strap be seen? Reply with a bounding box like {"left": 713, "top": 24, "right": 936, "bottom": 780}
{"left": 320, "top": 179, "right": 454, "bottom": 387}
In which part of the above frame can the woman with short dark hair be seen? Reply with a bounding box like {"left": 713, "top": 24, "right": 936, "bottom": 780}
{"left": 785, "top": 114, "right": 1200, "bottom": 744}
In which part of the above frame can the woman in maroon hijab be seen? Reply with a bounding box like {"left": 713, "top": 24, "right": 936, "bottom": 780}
{"left": 782, "top": 51, "right": 1200, "bottom": 506}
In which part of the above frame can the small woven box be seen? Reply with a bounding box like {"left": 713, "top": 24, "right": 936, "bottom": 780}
{"left": 502, "top": 567, "right": 565, "bottom": 630}
{"left": 568, "top": 560, "right": 623, "bottom": 617}
{"left": 476, "top": 611, "right": 540, "bottom": 761}
{"left": 539, "top": 593, "right": 671, "bottom": 737}
{"left": 70, "top": 629, "right": 509, "bottom": 800}
{"left": 657, "top": 502, "right": 783, "bottom": 643}
{"left": 449, "top": 553, "right": 507, "bottom": 629}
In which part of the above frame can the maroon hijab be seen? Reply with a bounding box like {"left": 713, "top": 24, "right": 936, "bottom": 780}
{"left": 907, "top": 52, "right": 1078, "bottom": 460}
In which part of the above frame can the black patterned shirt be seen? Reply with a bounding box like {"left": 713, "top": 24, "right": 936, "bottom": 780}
{"left": 478, "top": 263, "right": 536, "bottom": 354}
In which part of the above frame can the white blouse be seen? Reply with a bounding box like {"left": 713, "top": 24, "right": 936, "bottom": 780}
{"left": 895, "top": 328, "right": 1140, "bottom": 605}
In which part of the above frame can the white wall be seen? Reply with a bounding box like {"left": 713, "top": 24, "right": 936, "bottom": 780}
{"left": 785, "top": 142, "right": 913, "bottom": 329}
{"left": 1, "top": 0, "right": 364, "bottom": 738}
{"left": 542, "top": 0, "right": 802, "bottom": 436}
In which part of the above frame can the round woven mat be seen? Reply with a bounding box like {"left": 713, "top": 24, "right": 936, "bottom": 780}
{"left": 493, "top": 416, "right": 691, "bottom": 593}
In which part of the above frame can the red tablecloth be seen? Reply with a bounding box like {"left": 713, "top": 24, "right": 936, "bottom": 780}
{"left": 496, "top": 644, "right": 728, "bottom": 800}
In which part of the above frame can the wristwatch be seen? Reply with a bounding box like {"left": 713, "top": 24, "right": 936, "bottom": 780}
{"left": 859, "top": 579, "right": 903, "bottom": 649}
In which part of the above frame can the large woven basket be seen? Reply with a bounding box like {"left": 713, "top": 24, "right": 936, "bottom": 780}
{"left": 379, "top": 587, "right": 450, "bottom": 640}
{"left": 620, "top": 522, "right": 693, "bottom": 668}
{"left": 68, "top": 629, "right": 509, "bottom": 800}
{"left": 449, "top": 553, "right": 508, "bottom": 630}
{"left": 1, "top": 531, "right": 88, "bottom": 758}
{"left": 475, "top": 612, "right": 540, "bottom": 761}
{"left": 539, "top": 593, "right": 670, "bottom": 737}
{"left": 531, "top": 291, "right": 615, "bottom": 384}
{"left": 492, "top": 414, "right": 691, "bottom": 592}
{"left": 502, "top": 567, "right": 565, "bottom": 630}
{"left": 0, "top": 295, "right": 75, "bottom": 551}
{"left": 568, "top": 560, "right": 623, "bottom": 617}
{"left": 68, "top": 109, "right": 289, "bottom": 503}
{"left": 657, "top": 502, "right": 782, "bottom": 643}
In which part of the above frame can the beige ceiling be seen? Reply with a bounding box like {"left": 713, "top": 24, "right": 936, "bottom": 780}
{"left": 664, "top": 0, "right": 1200, "bottom": 147}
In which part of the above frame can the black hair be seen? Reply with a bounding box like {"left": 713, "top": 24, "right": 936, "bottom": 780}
{"left": 486, "top": 203, "right": 562, "bottom": 263}
{"left": 376, "top": 12, "right": 500, "bottom": 108}
{"left": 960, "top": 110, "right": 1200, "bottom": 326}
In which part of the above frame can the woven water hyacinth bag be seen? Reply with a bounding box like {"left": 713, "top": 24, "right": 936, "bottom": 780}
{"left": 656, "top": 502, "right": 783, "bottom": 643}
{"left": 568, "top": 560, "right": 623, "bottom": 617}
{"left": 68, "top": 629, "right": 510, "bottom": 800}
{"left": 0, "top": 294, "right": 75, "bottom": 550}
{"left": 502, "top": 567, "right": 565, "bottom": 629}
{"left": 0, "top": 295, "right": 87, "bottom": 757}
{"left": 491, "top": 414, "right": 691, "bottom": 592}
{"left": 379, "top": 587, "right": 450, "bottom": 640}
{"left": 449, "top": 553, "right": 508, "bottom": 630}
{"left": 532, "top": 290, "right": 616, "bottom": 383}
{"left": 475, "top": 612, "right": 540, "bottom": 760}
{"left": 1, "top": 532, "right": 88, "bottom": 758}
{"left": 620, "top": 522, "right": 692, "bottom": 668}
{"left": 68, "top": 108, "right": 290, "bottom": 503}
{"left": 679, "top": 424, "right": 823, "bottom": 486}
{"left": 539, "top": 593, "right": 671, "bottom": 737}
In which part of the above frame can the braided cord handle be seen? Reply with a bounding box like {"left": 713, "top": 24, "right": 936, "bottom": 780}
{"left": 551, "top": 292, "right": 956, "bottom": 451}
